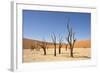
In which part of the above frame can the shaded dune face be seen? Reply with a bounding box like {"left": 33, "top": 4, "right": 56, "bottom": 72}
{"left": 23, "top": 38, "right": 91, "bottom": 49}
{"left": 23, "top": 38, "right": 34, "bottom": 49}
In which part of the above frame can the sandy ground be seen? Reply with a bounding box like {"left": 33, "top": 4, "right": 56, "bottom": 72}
{"left": 23, "top": 48, "right": 91, "bottom": 63}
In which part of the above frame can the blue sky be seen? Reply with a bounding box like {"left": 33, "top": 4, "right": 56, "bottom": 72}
{"left": 23, "top": 10, "right": 91, "bottom": 43}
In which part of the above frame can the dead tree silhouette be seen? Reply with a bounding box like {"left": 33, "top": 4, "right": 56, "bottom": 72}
{"left": 30, "top": 42, "right": 37, "bottom": 55}
{"left": 31, "top": 42, "right": 36, "bottom": 51}
{"left": 51, "top": 33, "right": 57, "bottom": 56}
{"left": 66, "top": 18, "right": 76, "bottom": 57}
{"left": 58, "top": 34, "right": 63, "bottom": 54}
{"left": 65, "top": 44, "right": 68, "bottom": 51}
{"left": 39, "top": 39, "right": 47, "bottom": 55}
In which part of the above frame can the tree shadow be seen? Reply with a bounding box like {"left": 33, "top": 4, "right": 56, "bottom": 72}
{"left": 73, "top": 56, "right": 91, "bottom": 58}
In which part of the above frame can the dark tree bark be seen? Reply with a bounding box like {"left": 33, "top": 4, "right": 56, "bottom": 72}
{"left": 59, "top": 47, "right": 61, "bottom": 54}
{"left": 51, "top": 33, "right": 57, "bottom": 56}
{"left": 58, "top": 35, "right": 63, "bottom": 54}
{"left": 39, "top": 39, "right": 47, "bottom": 55}
{"left": 70, "top": 48, "right": 73, "bottom": 57}
{"left": 43, "top": 47, "right": 46, "bottom": 55}
{"left": 65, "top": 44, "right": 68, "bottom": 51}
{"left": 54, "top": 44, "right": 56, "bottom": 56}
{"left": 66, "top": 18, "right": 76, "bottom": 57}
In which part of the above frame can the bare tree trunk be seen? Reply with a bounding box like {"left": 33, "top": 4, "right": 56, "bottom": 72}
{"left": 43, "top": 48, "right": 46, "bottom": 55}
{"left": 51, "top": 33, "right": 57, "bottom": 56}
{"left": 65, "top": 44, "right": 68, "bottom": 51}
{"left": 58, "top": 44, "right": 62, "bottom": 54}
{"left": 58, "top": 34, "right": 63, "bottom": 54}
{"left": 59, "top": 48, "right": 61, "bottom": 54}
{"left": 39, "top": 39, "right": 47, "bottom": 55}
{"left": 54, "top": 44, "right": 56, "bottom": 56}
{"left": 31, "top": 43, "right": 36, "bottom": 52}
{"left": 66, "top": 18, "right": 76, "bottom": 57}
{"left": 70, "top": 48, "right": 73, "bottom": 57}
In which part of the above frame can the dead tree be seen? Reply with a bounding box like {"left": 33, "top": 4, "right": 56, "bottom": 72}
{"left": 30, "top": 42, "right": 37, "bottom": 55}
{"left": 66, "top": 18, "right": 76, "bottom": 57}
{"left": 65, "top": 44, "right": 68, "bottom": 51}
{"left": 31, "top": 42, "right": 36, "bottom": 51}
{"left": 58, "top": 35, "right": 63, "bottom": 54}
{"left": 39, "top": 39, "right": 47, "bottom": 55}
{"left": 36, "top": 43, "right": 40, "bottom": 51}
{"left": 51, "top": 33, "right": 57, "bottom": 56}
{"left": 46, "top": 45, "right": 49, "bottom": 50}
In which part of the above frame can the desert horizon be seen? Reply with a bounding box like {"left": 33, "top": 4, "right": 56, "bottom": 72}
{"left": 23, "top": 38, "right": 91, "bottom": 49}
{"left": 22, "top": 10, "right": 91, "bottom": 63}
{"left": 23, "top": 38, "right": 91, "bottom": 63}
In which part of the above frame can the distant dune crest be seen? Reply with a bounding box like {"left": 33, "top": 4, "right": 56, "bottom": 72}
{"left": 23, "top": 38, "right": 91, "bottom": 49}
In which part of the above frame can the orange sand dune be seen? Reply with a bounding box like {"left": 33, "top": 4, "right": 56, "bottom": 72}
{"left": 23, "top": 38, "right": 91, "bottom": 49}
{"left": 23, "top": 38, "right": 91, "bottom": 62}
{"left": 74, "top": 40, "right": 91, "bottom": 48}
